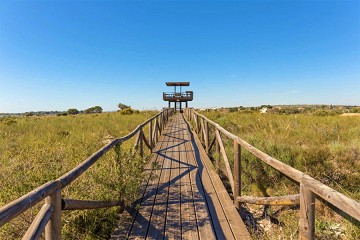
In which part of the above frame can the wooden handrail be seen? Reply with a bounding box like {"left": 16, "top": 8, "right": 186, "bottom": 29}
{"left": 0, "top": 108, "right": 174, "bottom": 239}
{"left": 22, "top": 204, "right": 54, "bottom": 240}
{"left": 185, "top": 108, "right": 360, "bottom": 239}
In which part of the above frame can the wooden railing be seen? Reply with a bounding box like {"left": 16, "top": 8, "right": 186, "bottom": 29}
{"left": 0, "top": 108, "right": 174, "bottom": 240}
{"left": 184, "top": 108, "right": 360, "bottom": 240}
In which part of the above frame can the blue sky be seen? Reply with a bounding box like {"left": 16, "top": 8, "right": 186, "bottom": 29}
{"left": 0, "top": 0, "right": 359, "bottom": 112}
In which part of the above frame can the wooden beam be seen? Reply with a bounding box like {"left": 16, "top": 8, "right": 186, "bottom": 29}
{"left": 45, "top": 190, "right": 62, "bottom": 240}
{"left": 205, "top": 121, "right": 210, "bottom": 154}
{"left": 237, "top": 194, "right": 300, "bottom": 206}
{"left": 153, "top": 117, "right": 158, "bottom": 144}
{"left": 215, "top": 136, "right": 220, "bottom": 172}
{"left": 149, "top": 120, "right": 153, "bottom": 149}
{"left": 208, "top": 135, "right": 216, "bottom": 152}
{"left": 62, "top": 199, "right": 125, "bottom": 212}
{"left": 142, "top": 132, "right": 152, "bottom": 151}
{"left": 215, "top": 129, "right": 234, "bottom": 193}
{"left": 0, "top": 180, "right": 60, "bottom": 227}
{"left": 22, "top": 204, "right": 54, "bottom": 240}
{"left": 233, "top": 140, "right": 241, "bottom": 209}
{"left": 301, "top": 174, "right": 360, "bottom": 222}
{"left": 156, "top": 116, "right": 161, "bottom": 135}
{"left": 299, "top": 184, "right": 315, "bottom": 240}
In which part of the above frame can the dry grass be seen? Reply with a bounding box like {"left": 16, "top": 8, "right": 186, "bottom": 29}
{"left": 201, "top": 109, "right": 360, "bottom": 239}
{"left": 0, "top": 111, "right": 156, "bottom": 239}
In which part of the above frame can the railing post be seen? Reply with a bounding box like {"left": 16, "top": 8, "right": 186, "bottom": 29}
{"left": 215, "top": 133, "right": 220, "bottom": 172}
{"left": 299, "top": 183, "right": 315, "bottom": 240}
{"left": 154, "top": 117, "right": 158, "bottom": 144}
{"left": 195, "top": 115, "right": 199, "bottom": 133}
{"left": 149, "top": 120, "right": 153, "bottom": 149}
{"left": 234, "top": 140, "right": 241, "bottom": 209}
{"left": 205, "top": 121, "right": 210, "bottom": 154}
{"left": 45, "top": 189, "right": 62, "bottom": 240}
{"left": 139, "top": 128, "right": 143, "bottom": 157}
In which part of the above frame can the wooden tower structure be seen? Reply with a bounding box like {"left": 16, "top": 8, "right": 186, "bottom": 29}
{"left": 163, "top": 82, "right": 193, "bottom": 112}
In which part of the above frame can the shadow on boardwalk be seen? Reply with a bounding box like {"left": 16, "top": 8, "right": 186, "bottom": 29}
{"left": 111, "top": 114, "right": 226, "bottom": 239}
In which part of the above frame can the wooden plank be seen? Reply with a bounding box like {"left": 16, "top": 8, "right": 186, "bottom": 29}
{"left": 0, "top": 180, "right": 60, "bottom": 227}
{"left": 149, "top": 120, "right": 153, "bottom": 149}
{"left": 185, "top": 119, "right": 216, "bottom": 239}
{"left": 208, "top": 135, "right": 216, "bottom": 152}
{"left": 237, "top": 194, "right": 300, "bottom": 206}
{"left": 187, "top": 125, "right": 230, "bottom": 239}
{"left": 128, "top": 119, "right": 173, "bottom": 239}
{"left": 111, "top": 146, "right": 164, "bottom": 239}
{"left": 192, "top": 129, "right": 251, "bottom": 239}
{"left": 299, "top": 183, "right": 315, "bottom": 240}
{"left": 62, "top": 199, "right": 124, "bottom": 211}
{"left": 179, "top": 122, "right": 199, "bottom": 240}
{"left": 45, "top": 190, "right": 62, "bottom": 240}
{"left": 233, "top": 141, "right": 241, "bottom": 209}
{"left": 215, "top": 129, "right": 235, "bottom": 193}
{"left": 23, "top": 204, "right": 54, "bottom": 240}
{"left": 145, "top": 117, "right": 176, "bottom": 239}
{"left": 301, "top": 174, "right": 360, "bottom": 222}
{"left": 164, "top": 116, "right": 182, "bottom": 239}
{"left": 112, "top": 112, "right": 173, "bottom": 239}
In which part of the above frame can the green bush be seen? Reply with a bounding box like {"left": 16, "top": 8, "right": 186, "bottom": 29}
{"left": 119, "top": 107, "right": 134, "bottom": 115}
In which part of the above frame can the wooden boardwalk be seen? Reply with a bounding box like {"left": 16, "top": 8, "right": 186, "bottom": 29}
{"left": 111, "top": 114, "right": 250, "bottom": 239}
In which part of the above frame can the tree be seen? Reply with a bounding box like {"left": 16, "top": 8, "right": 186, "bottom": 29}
{"left": 84, "top": 106, "right": 103, "bottom": 114}
{"left": 67, "top": 108, "right": 79, "bottom": 115}
{"left": 118, "top": 103, "right": 130, "bottom": 110}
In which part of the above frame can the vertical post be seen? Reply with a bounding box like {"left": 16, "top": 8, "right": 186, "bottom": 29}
{"left": 205, "top": 121, "right": 210, "bottom": 154}
{"left": 299, "top": 183, "right": 315, "bottom": 240}
{"left": 180, "top": 102, "right": 182, "bottom": 113}
{"left": 168, "top": 101, "right": 170, "bottom": 108}
{"left": 200, "top": 118, "right": 204, "bottom": 143}
{"left": 162, "top": 112, "right": 165, "bottom": 130}
{"left": 196, "top": 115, "right": 199, "bottom": 134}
{"left": 215, "top": 133, "right": 220, "bottom": 172}
{"left": 45, "top": 189, "right": 62, "bottom": 240}
{"left": 186, "top": 101, "right": 188, "bottom": 108}
{"left": 154, "top": 117, "right": 158, "bottom": 144}
{"left": 139, "top": 128, "right": 143, "bottom": 157}
{"left": 233, "top": 140, "right": 241, "bottom": 209}
{"left": 149, "top": 120, "right": 153, "bottom": 149}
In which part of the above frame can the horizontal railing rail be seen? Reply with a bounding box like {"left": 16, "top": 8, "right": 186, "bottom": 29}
{"left": 184, "top": 108, "right": 360, "bottom": 240}
{"left": 0, "top": 108, "right": 174, "bottom": 240}
{"left": 163, "top": 92, "right": 193, "bottom": 98}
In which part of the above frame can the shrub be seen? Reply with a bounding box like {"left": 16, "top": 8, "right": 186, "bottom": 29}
{"left": 67, "top": 108, "right": 79, "bottom": 115}
{"left": 119, "top": 107, "right": 134, "bottom": 115}
{"left": 85, "top": 106, "right": 103, "bottom": 114}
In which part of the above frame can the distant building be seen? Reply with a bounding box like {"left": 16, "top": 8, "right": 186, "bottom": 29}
{"left": 260, "top": 107, "right": 268, "bottom": 113}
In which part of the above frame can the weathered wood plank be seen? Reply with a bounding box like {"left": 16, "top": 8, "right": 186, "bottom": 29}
{"left": 22, "top": 204, "right": 54, "bottom": 240}
{"left": 180, "top": 125, "right": 199, "bottom": 240}
{"left": 145, "top": 119, "right": 175, "bottom": 239}
{"left": 215, "top": 129, "right": 235, "bottom": 193}
{"left": 128, "top": 123, "right": 172, "bottom": 239}
{"left": 164, "top": 117, "right": 182, "bottom": 239}
{"left": 299, "top": 183, "right": 315, "bottom": 240}
{"left": 233, "top": 141, "right": 241, "bottom": 209}
{"left": 186, "top": 126, "right": 216, "bottom": 239}
{"left": 62, "top": 199, "right": 124, "bottom": 211}
{"left": 45, "top": 190, "right": 62, "bottom": 240}
{"left": 237, "top": 194, "right": 300, "bottom": 206}
{"left": 192, "top": 126, "right": 251, "bottom": 240}
{"left": 0, "top": 180, "right": 60, "bottom": 227}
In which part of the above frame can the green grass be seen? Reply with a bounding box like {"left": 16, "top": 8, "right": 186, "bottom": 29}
{"left": 200, "top": 110, "right": 360, "bottom": 238}
{"left": 0, "top": 111, "right": 157, "bottom": 239}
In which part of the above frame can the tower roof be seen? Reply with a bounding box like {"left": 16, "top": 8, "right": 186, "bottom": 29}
{"left": 165, "top": 82, "right": 190, "bottom": 86}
